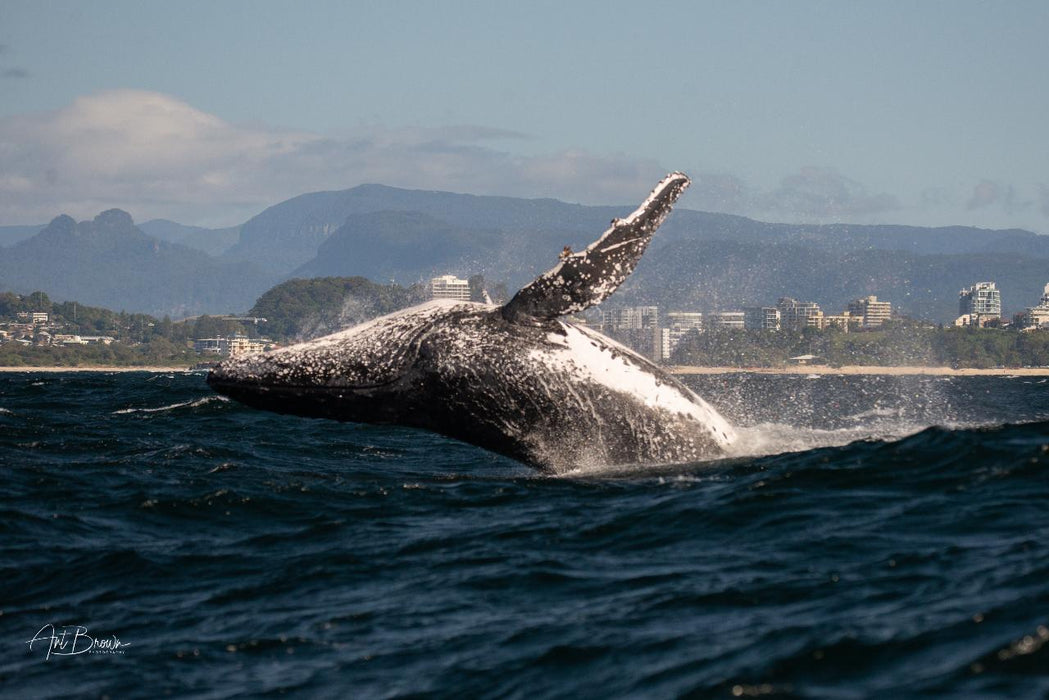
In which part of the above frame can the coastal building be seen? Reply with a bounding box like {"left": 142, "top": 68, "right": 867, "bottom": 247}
{"left": 822, "top": 311, "right": 863, "bottom": 332}
{"left": 707, "top": 311, "right": 745, "bottom": 330}
{"left": 664, "top": 311, "right": 704, "bottom": 330}
{"left": 194, "top": 334, "right": 272, "bottom": 358}
{"left": 1021, "top": 307, "right": 1049, "bottom": 329}
{"left": 743, "top": 306, "right": 780, "bottom": 331}
{"left": 16, "top": 311, "right": 49, "bottom": 324}
{"left": 787, "top": 354, "right": 823, "bottom": 366}
{"left": 777, "top": 298, "right": 823, "bottom": 330}
{"left": 430, "top": 275, "right": 471, "bottom": 301}
{"left": 601, "top": 306, "right": 660, "bottom": 331}
{"left": 847, "top": 296, "right": 893, "bottom": 328}
{"left": 79, "top": 336, "right": 115, "bottom": 345}
{"left": 194, "top": 338, "right": 226, "bottom": 355}
{"left": 598, "top": 306, "right": 662, "bottom": 361}
{"left": 52, "top": 334, "right": 88, "bottom": 345}
{"left": 660, "top": 312, "right": 705, "bottom": 361}
{"left": 958, "top": 282, "right": 1001, "bottom": 327}
{"left": 1018, "top": 283, "right": 1049, "bottom": 330}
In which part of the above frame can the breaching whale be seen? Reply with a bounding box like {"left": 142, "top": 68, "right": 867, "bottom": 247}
{"left": 207, "top": 173, "right": 736, "bottom": 471}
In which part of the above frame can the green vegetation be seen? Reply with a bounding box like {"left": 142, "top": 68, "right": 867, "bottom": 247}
{"left": 671, "top": 322, "right": 1049, "bottom": 369}
{"left": 5, "top": 284, "right": 1048, "bottom": 369}
{"left": 0, "top": 339, "right": 198, "bottom": 368}
{"left": 247, "top": 277, "right": 426, "bottom": 340}
{"left": 0, "top": 291, "right": 258, "bottom": 367}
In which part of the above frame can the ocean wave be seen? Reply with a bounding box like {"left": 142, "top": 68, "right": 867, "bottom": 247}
{"left": 557, "top": 419, "right": 1049, "bottom": 483}
{"left": 111, "top": 395, "right": 229, "bottom": 415}
{"left": 5, "top": 372, "right": 1049, "bottom": 698}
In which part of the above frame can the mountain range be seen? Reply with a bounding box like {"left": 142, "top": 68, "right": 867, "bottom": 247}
{"left": 0, "top": 210, "right": 267, "bottom": 318}
{"left": 2, "top": 183, "right": 1048, "bottom": 321}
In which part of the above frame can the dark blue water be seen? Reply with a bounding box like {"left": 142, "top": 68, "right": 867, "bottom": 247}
{"left": 2, "top": 371, "right": 1048, "bottom": 698}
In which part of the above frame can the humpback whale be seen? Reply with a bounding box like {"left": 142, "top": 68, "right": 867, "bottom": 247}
{"left": 208, "top": 173, "right": 736, "bottom": 471}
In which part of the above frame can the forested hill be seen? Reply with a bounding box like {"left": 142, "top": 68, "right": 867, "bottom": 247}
{"left": 4, "top": 183, "right": 1048, "bottom": 321}
{"left": 0, "top": 210, "right": 270, "bottom": 318}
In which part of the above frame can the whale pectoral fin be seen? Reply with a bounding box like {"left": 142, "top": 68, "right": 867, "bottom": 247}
{"left": 501, "top": 172, "right": 690, "bottom": 323}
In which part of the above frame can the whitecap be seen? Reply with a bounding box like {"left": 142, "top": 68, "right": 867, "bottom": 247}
{"left": 112, "top": 395, "right": 228, "bottom": 415}
{"left": 723, "top": 421, "right": 925, "bottom": 460}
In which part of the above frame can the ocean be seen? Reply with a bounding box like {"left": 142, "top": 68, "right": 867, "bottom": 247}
{"left": 1, "top": 370, "right": 1047, "bottom": 698}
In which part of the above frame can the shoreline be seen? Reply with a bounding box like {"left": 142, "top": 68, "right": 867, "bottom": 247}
{"left": 0, "top": 366, "right": 197, "bottom": 373}
{"left": 669, "top": 365, "right": 1049, "bottom": 376}
{"left": 1, "top": 364, "right": 1048, "bottom": 376}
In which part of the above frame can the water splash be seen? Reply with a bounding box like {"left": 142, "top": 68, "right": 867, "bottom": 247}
{"left": 112, "top": 395, "right": 228, "bottom": 415}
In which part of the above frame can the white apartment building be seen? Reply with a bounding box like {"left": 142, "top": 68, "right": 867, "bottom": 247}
{"left": 847, "top": 296, "right": 893, "bottom": 328}
{"left": 430, "top": 275, "right": 471, "bottom": 301}
{"left": 743, "top": 306, "right": 781, "bottom": 331}
{"left": 660, "top": 312, "right": 705, "bottom": 361}
{"left": 958, "top": 282, "right": 1001, "bottom": 325}
{"left": 707, "top": 311, "right": 745, "bottom": 330}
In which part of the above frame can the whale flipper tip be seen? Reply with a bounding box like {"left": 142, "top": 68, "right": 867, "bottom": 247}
{"left": 502, "top": 172, "right": 689, "bottom": 324}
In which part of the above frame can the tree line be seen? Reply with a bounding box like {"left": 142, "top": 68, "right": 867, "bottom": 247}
{"left": 4, "top": 286, "right": 1049, "bottom": 369}
{"left": 669, "top": 322, "right": 1049, "bottom": 369}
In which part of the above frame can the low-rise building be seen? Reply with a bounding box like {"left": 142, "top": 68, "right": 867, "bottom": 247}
{"left": 1021, "top": 307, "right": 1049, "bottom": 329}
{"left": 787, "top": 354, "right": 823, "bottom": 366}
{"left": 707, "top": 311, "right": 745, "bottom": 330}
{"left": 194, "top": 334, "right": 272, "bottom": 357}
{"left": 194, "top": 338, "right": 226, "bottom": 355}
{"left": 822, "top": 311, "right": 863, "bottom": 332}
{"left": 52, "top": 334, "right": 88, "bottom": 345}
{"left": 16, "top": 312, "right": 49, "bottom": 324}
{"left": 1018, "top": 283, "right": 1049, "bottom": 330}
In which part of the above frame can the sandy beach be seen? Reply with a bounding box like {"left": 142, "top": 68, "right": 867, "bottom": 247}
{"left": 2, "top": 364, "right": 1048, "bottom": 376}
{"left": 669, "top": 365, "right": 1049, "bottom": 376}
{"left": 0, "top": 366, "right": 197, "bottom": 373}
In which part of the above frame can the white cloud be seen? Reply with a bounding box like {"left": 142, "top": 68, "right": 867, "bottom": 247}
{"left": 757, "top": 167, "right": 900, "bottom": 219}
{"left": 1, "top": 90, "right": 1045, "bottom": 235}
{"left": 679, "top": 167, "right": 902, "bottom": 224}
{"left": 0, "top": 90, "right": 669, "bottom": 226}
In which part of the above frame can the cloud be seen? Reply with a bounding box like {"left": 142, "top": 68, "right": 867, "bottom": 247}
{"left": 0, "top": 90, "right": 676, "bottom": 225}
{"left": 0, "top": 43, "right": 29, "bottom": 79}
{"left": 757, "top": 166, "right": 900, "bottom": 219}
{"left": 965, "top": 179, "right": 1038, "bottom": 218}
{"left": 686, "top": 173, "right": 751, "bottom": 213}
{"left": 8, "top": 90, "right": 982, "bottom": 232}
{"left": 1038, "top": 184, "right": 1049, "bottom": 219}
{"left": 967, "top": 180, "right": 1000, "bottom": 210}
{"left": 679, "top": 167, "right": 900, "bottom": 222}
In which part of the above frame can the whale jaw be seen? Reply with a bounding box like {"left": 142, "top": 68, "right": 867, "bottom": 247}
{"left": 206, "top": 355, "right": 422, "bottom": 426}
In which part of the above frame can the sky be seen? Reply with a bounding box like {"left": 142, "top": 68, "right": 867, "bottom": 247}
{"left": 1, "top": 0, "right": 1048, "bottom": 232}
